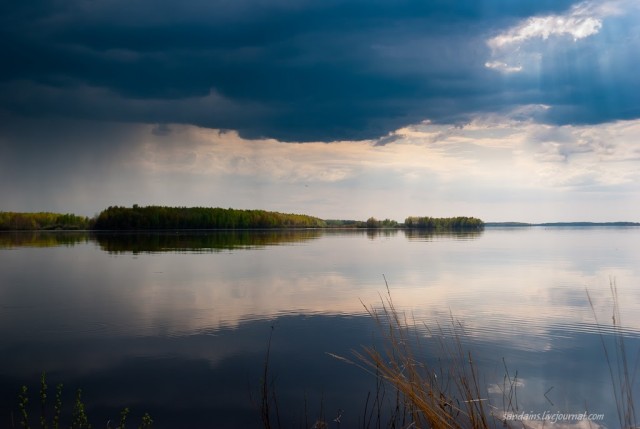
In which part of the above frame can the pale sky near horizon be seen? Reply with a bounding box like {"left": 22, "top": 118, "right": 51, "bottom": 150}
{"left": 1, "top": 0, "right": 639, "bottom": 222}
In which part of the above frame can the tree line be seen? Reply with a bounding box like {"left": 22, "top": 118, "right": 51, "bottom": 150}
{"left": 327, "top": 216, "right": 483, "bottom": 230}
{"left": 92, "top": 205, "right": 327, "bottom": 230}
{"left": 0, "top": 212, "right": 90, "bottom": 230}
{"left": 1, "top": 207, "right": 484, "bottom": 231}
{"left": 403, "top": 216, "right": 484, "bottom": 230}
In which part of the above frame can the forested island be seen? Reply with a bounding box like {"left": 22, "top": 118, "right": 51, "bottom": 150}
{"left": 93, "top": 207, "right": 485, "bottom": 230}
{"left": 92, "top": 205, "right": 328, "bottom": 229}
{"left": 1, "top": 206, "right": 486, "bottom": 231}
{"left": 404, "top": 216, "right": 484, "bottom": 230}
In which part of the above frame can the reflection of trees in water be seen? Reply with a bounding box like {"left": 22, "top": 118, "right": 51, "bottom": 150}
{"left": 0, "top": 231, "right": 90, "bottom": 248}
{"left": 0, "top": 229, "right": 483, "bottom": 250}
{"left": 94, "top": 230, "right": 324, "bottom": 254}
{"left": 366, "top": 228, "right": 400, "bottom": 239}
{"left": 403, "top": 229, "right": 483, "bottom": 241}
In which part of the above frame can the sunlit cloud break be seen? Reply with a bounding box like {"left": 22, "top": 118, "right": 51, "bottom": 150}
{"left": 484, "top": 61, "right": 523, "bottom": 73}
{"left": 485, "top": 0, "right": 622, "bottom": 73}
{"left": 488, "top": 7, "right": 602, "bottom": 48}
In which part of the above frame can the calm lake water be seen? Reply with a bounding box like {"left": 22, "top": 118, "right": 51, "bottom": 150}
{"left": 1, "top": 227, "right": 639, "bottom": 428}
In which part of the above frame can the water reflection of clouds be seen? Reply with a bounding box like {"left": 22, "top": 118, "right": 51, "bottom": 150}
{"left": 2, "top": 230, "right": 639, "bottom": 350}
{"left": 0, "top": 315, "right": 383, "bottom": 428}
{"left": 2, "top": 229, "right": 639, "bottom": 428}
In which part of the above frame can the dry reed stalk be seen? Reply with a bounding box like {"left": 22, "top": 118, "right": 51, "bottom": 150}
{"left": 351, "top": 278, "right": 498, "bottom": 429}
{"left": 587, "top": 279, "right": 638, "bottom": 429}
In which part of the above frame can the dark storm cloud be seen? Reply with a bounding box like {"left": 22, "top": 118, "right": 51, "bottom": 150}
{"left": 1, "top": 0, "right": 635, "bottom": 142}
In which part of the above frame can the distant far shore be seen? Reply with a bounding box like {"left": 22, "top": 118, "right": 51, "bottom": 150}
{"left": 484, "top": 221, "right": 640, "bottom": 227}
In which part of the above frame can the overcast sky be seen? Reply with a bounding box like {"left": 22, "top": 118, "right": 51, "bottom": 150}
{"left": 1, "top": 0, "right": 639, "bottom": 222}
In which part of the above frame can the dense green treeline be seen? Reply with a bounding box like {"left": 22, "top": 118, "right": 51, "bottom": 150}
{"left": 363, "top": 217, "right": 400, "bottom": 228}
{"left": 324, "top": 219, "right": 366, "bottom": 228}
{"left": 1, "top": 207, "right": 486, "bottom": 231}
{"left": 324, "top": 218, "right": 399, "bottom": 228}
{"left": 92, "top": 205, "right": 327, "bottom": 230}
{"left": 0, "top": 212, "right": 90, "bottom": 230}
{"left": 328, "top": 216, "right": 482, "bottom": 230}
{"left": 404, "top": 216, "right": 484, "bottom": 230}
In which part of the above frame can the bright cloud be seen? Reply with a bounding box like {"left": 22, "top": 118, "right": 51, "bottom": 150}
{"left": 488, "top": 12, "right": 602, "bottom": 49}
{"left": 485, "top": 0, "right": 625, "bottom": 73}
{"left": 484, "top": 61, "right": 523, "bottom": 73}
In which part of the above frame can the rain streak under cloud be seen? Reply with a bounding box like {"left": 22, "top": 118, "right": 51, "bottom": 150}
{"left": 1, "top": 0, "right": 639, "bottom": 222}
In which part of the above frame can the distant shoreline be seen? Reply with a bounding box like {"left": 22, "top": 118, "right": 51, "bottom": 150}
{"left": 1, "top": 207, "right": 639, "bottom": 231}
{"left": 484, "top": 222, "right": 640, "bottom": 227}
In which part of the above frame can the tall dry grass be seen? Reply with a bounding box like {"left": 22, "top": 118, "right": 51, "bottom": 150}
{"left": 344, "top": 278, "right": 638, "bottom": 429}
{"left": 588, "top": 279, "right": 638, "bottom": 429}
{"left": 342, "top": 279, "right": 511, "bottom": 429}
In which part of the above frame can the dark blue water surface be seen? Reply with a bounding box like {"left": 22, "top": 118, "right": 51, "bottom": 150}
{"left": 1, "top": 228, "right": 639, "bottom": 428}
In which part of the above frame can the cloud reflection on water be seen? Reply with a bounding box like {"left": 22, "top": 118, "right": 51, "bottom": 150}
{"left": 1, "top": 228, "right": 638, "bottom": 427}
{"left": 1, "top": 229, "right": 638, "bottom": 348}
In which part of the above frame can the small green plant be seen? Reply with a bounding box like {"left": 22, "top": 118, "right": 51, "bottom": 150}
{"left": 139, "top": 412, "right": 153, "bottom": 429}
{"left": 18, "top": 385, "right": 29, "bottom": 429}
{"left": 39, "top": 372, "right": 47, "bottom": 429}
{"left": 14, "top": 374, "right": 152, "bottom": 429}
{"left": 117, "top": 407, "right": 129, "bottom": 429}
{"left": 71, "top": 389, "right": 90, "bottom": 429}
{"left": 52, "top": 383, "right": 63, "bottom": 429}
